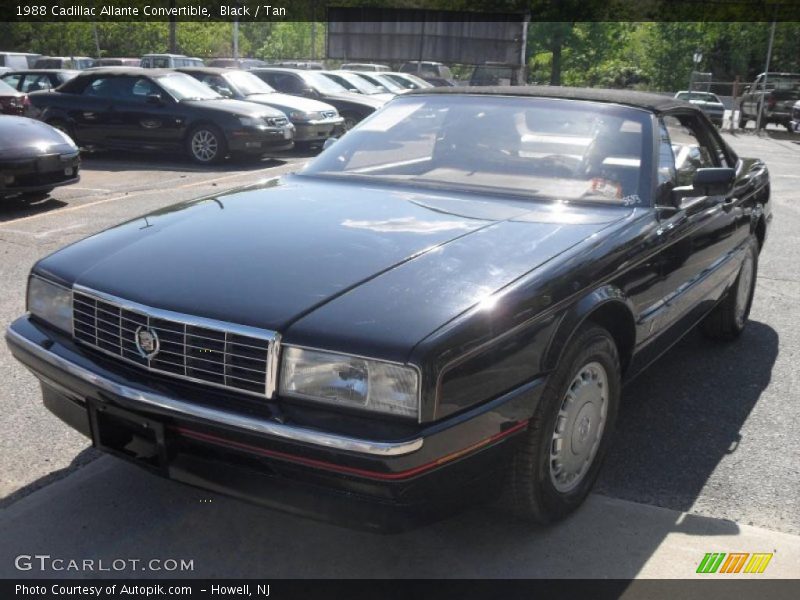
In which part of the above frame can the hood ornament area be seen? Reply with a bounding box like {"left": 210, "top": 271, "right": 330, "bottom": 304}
{"left": 134, "top": 326, "right": 160, "bottom": 359}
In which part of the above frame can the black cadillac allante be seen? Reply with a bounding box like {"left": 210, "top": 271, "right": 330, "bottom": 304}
{"left": 6, "top": 87, "right": 771, "bottom": 531}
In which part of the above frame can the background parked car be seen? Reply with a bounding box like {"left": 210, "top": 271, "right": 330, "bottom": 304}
{"left": 340, "top": 63, "right": 389, "bottom": 72}
{"left": 251, "top": 67, "right": 385, "bottom": 131}
{"left": 470, "top": 63, "right": 517, "bottom": 86}
{"left": 270, "top": 61, "right": 324, "bottom": 70}
{"left": 379, "top": 72, "right": 434, "bottom": 90}
{"left": 674, "top": 90, "right": 725, "bottom": 127}
{"left": 0, "top": 78, "right": 28, "bottom": 115}
{"left": 399, "top": 61, "right": 456, "bottom": 86}
{"left": 93, "top": 58, "right": 140, "bottom": 67}
{"left": 791, "top": 99, "right": 800, "bottom": 133}
{"left": 177, "top": 67, "right": 342, "bottom": 146}
{"left": 0, "top": 115, "right": 80, "bottom": 200}
{"left": 140, "top": 54, "right": 204, "bottom": 68}
{"left": 207, "top": 58, "right": 267, "bottom": 69}
{"left": 29, "top": 68, "right": 295, "bottom": 164}
{"left": 344, "top": 71, "right": 407, "bottom": 95}
{"left": 319, "top": 70, "right": 394, "bottom": 102}
{"left": 738, "top": 72, "right": 800, "bottom": 130}
{"left": 34, "top": 56, "right": 94, "bottom": 70}
{"left": 1, "top": 70, "right": 80, "bottom": 94}
{"left": 0, "top": 52, "right": 33, "bottom": 71}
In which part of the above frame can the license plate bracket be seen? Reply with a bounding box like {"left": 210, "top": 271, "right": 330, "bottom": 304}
{"left": 87, "top": 400, "right": 168, "bottom": 473}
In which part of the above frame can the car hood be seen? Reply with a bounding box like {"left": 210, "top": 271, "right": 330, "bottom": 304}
{"left": 241, "top": 93, "right": 337, "bottom": 114}
{"left": 0, "top": 116, "right": 77, "bottom": 158}
{"left": 36, "top": 176, "right": 631, "bottom": 356}
{"left": 181, "top": 98, "right": 286, "bottom": 119}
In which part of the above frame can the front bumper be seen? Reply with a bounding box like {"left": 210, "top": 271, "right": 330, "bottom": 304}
{"left": 227, "top": 126, "right": 295, "bottom": 154}
{"left": 0, "top": 151, "right": 80, "bottom": 197}
{"left": 6, "top": 316, "right": 541, "bottom": 531}
{"left": 293, "top": 118, "right": 344, "bottom": 143}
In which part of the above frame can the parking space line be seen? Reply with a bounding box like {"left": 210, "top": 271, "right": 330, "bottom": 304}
{"left": 0, "top": 167, "right": 296, "bottom": 229}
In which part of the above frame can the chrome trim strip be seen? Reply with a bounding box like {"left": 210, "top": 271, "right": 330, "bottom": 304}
{"left": 7, "top": 327, "right": 424, "bottom": 457}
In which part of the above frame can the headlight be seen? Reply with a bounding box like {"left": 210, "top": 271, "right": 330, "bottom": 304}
{"left": 237, "top": 116, "right": 263, "bottom": 128}
{"left": 288, "top": 111, "right": 322, "bottom": 122}
{"left": 280, "top": 347, "right": 419, "bottom": 418}
{"left": 27, "top": 276, "right": 72, "bottom": 334}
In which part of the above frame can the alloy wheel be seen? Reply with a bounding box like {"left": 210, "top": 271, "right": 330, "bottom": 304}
{"left": 191, "top": 129, "right": 219, "bottom": 162}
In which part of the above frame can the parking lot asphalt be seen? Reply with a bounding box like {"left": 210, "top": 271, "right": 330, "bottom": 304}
{"left": 1, "top": 131, "right": 799, "bottom": 578}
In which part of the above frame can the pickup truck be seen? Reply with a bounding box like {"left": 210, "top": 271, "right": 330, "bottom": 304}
{"left": 738, "top": 72, "right": 800, "bottom": 130}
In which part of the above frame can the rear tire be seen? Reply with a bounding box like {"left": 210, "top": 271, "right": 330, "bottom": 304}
{"left": 701, "top": 237, "right": 758, "bottom": 341}
{"left": 186, "top": 124, "right": 227, "bottom": 164}
{"left": 504, "top": 324, "right": 621, "bottom": 524}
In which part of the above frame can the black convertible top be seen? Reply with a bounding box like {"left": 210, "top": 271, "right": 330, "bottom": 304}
{"left": 406, "top": 85, "right": 696, "bottom": 114}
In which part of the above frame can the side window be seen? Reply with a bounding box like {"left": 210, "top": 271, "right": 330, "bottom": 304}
{"left": 2, "top": 73, "right": 22, "bottom": 90}
{"left": 662, "top": 115, "right": 716, "bottom": 187}
{"left": 21, "top": 74, "right": 52, "bottom": 93}
{"left": 131, "top": 78, "right": 158, "bottom": 102}
{"left": 202, "top": 75, "right": 232, "bottom": 96}
{"left": 154, "top": 58, "right": 170, "bottom": 68}
{"left": 83, "top": 77, "right": 114, "bottom": 98}
{"left": 274, "top": 74, "right": 304, "bottom": 94}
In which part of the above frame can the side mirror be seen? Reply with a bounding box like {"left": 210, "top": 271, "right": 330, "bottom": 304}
{"left": 671, "top": 167, "right": 736, "bottom": 203}
{"left": 302, "top": 87, "right": 318, "bottom": 98}
{"left": 146, "top": 92, "right": 164, "bottom": 105}
{"left": 322, "top": 136, "right": 338, "bottom": 150}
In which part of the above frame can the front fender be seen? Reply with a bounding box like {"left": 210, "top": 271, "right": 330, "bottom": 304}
{"left": 543, "top": 285, "right": 637, "bottom": 374}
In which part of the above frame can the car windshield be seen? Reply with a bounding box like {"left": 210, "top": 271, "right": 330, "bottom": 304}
{"left": 336, "top": 72, "right": 383, "bottom": 94}
{"left": 302, "top": 95, "right": 652, "bottom": 205}
{"left": 156, "top": 73, "right": 221, "bottom": 100}
{"left": 368, "top": 74, "right": 404, "bottom": 92}
{"left": 224, "top": 71, "right": 275, "bottom": 95}
{"left": 677, "top": 92, "right": 720, "bottom": 102}
{"left": 387, "top": 73, "right": 432, "bottom": 89}
{"left": 302, "top": 71, "right": 350, "bottom": 94}
{"left": 0, "top": 78, "right": 16, "bottom": 93}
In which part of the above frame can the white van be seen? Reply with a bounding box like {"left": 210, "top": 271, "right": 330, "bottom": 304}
{"left": 0, "top": 52, "right": 33, "bottom": 71}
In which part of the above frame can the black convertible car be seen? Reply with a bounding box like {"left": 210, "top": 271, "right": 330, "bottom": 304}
{"left": 6, "top": 88, "right": 771, "bottom": 530}
{"left": 27, "top": 68, "right": 295, "bottom": 163}
{"left": 1, "top": 115, "right": 80, "bottom": 200}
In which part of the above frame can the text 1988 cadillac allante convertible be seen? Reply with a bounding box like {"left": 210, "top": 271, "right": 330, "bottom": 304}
{"left": 6, "top": 87, "right": 771, "bottom": 531}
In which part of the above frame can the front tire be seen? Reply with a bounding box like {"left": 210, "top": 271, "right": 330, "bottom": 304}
{"left": 701, "top": 237, "right": 758, "bottom": 340}
{"left": 505, "top": 324, "right": 621, "bottom": 524}
{"left": 738, "top": 111, "right": 748, "bottom": 129}
{"left": 187, "top": 124, "right": 226, "bottom": 164}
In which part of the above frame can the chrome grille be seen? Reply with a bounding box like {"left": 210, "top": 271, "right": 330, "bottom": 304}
{"left": 72, "top": 288, "right": 279, "bottom": 398}
{"left": 266, "top": 116, "right": 289, "bottom": 127}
